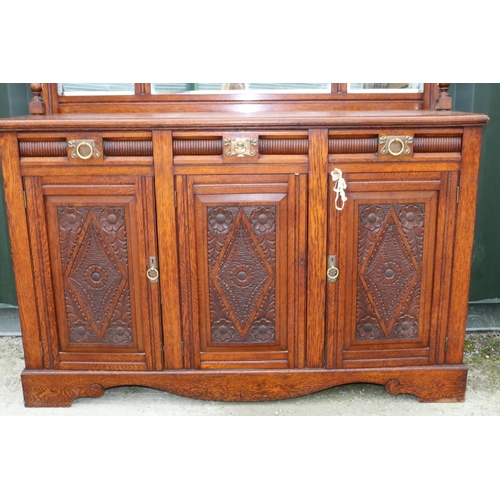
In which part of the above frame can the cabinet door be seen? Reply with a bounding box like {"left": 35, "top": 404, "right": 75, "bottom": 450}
{"left": 177, "top": 174, "right": 307, "bottom": 370}
{"left": 328, "top": 171, "right": 458, "bottom": 368}
{"left": 25, "top": 177, "right": 161, "bottom": 371}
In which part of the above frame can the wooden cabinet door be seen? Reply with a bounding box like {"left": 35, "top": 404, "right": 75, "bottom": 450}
{"left": 327, "top": 171, "right": 458, "bottom": 368}
{"left": 24, "top": 177, "right": 162, "bottom": 371}
{"left": 177, "top": 174, "right": 307, "bottom": 370}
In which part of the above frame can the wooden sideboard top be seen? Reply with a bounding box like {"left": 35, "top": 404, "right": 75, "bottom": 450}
{"left": 0, "top": 110, "right": 489, "bottom": 131}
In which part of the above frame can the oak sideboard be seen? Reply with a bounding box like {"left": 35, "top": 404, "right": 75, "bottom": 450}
{"left": 0, "top": 83, "right": 489, "bottom": 406}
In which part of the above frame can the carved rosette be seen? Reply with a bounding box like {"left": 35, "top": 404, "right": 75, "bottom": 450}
{"left": 207, "top": 206, "right": 276, "bottom": 343}
{"left": 355, "top": 203, "right": 424, "bottom": 341}
{"left": 58, "top": 206, "right": 133, "bottom": 345}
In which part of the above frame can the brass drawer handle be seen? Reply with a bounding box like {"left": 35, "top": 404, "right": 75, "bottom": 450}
{"left": 68, "top": 139, "right": 101, "bottom": 160}
{"left": 76, "top": 141, "right": 94, "bottom": 160}
{"left": 387, "top": 137, "right": 405, "bottom": 156}
{"left": 379, "top": 135, "right": 413, "bottom": 157}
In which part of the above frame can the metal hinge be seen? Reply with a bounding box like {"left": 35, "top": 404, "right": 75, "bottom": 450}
{"left": 174, "top": 191, "right": 177, "bottom": 208}
{"left": 456, "top": 185, "right": 460, "bottom": 204}
{"left": 445, "top": 337, "right": 449, "bottom": 352}
{"left": 40, "top": 341, "right": 44, "bottom": 355}
{"left": 23, "top": 191, "right": 27, "bottom": 208}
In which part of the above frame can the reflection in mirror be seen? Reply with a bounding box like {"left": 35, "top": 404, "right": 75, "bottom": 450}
{"left": 348, "top": 83, "right": 424, "bottom": 92}
{"left": 151, "top": 83, "right": 330, "bottom": 94}
{"left": 58, "top": 83, "right": 135, "bottom": 96}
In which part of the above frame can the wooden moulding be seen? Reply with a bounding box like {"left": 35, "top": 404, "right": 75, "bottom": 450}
{"left": 17, "top": 136, "right": 463, "bottom": 158}
{"left": 17, "top": 139, "right": 313, "bottom": 157}
{"left": 327, "top": 136, "right": 462, "bottom": 155}
{"left": 21, "top": 366, "right": 468, "bottom": 407}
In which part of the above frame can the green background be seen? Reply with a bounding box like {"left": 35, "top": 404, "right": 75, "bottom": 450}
{"left": 1, "top": 84, "right": 499, "bottom": 305}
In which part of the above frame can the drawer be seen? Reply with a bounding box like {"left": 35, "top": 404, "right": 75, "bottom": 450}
{"left": 328, "top": 129, "right": 463, "bottom": 163}
{"left": 17, "top": 132, "right": 154, "bottom": 175}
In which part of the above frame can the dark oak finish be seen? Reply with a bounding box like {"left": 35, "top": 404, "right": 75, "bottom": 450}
{"left": 0, "top": 84, "right": 489, "bottom": 406}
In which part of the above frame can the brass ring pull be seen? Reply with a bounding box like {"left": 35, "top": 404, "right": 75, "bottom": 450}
{"left": 76, "top": 141, "right": 94, "bottom": 160}
{"left": 146, "top": 266, "right": 159, "bottom": 282}
{"left": 387, "top": 137, "right": 405, "bottom": 157}
{"left": 327, "top": 265, "right": 339, "bottom": 282}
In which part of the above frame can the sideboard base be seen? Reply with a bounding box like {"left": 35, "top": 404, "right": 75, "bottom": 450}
{"left": 21, "top": 366, "right": 468, "bottom": 407}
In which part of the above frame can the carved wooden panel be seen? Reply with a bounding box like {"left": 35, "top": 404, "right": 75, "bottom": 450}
{"left": 356, "top": 203, "right": 424, "bottom": 341}
{"left": 332, "top": 173, "right": 445, "bottom": 369}
{"left": 35, "top": 181, "right": 160, "bottom": 371}
{"left": 180, "top": 174, "right": 306, "bottom": 370}
{"left": 207, "top": 206, "right": 276, "bottom": 343}
{"left": 57, "top": 206, "right": 133, "bottom": 345}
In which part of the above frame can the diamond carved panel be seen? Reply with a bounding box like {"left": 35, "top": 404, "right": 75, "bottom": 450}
{"left": 207, "top": 206, "right": 276, "bottom": 343}
{"left": 58, "top": 206, "right": 133, "bottom": 345}
{"left": 356, "top": 204, "right": 424, "bottom": 341}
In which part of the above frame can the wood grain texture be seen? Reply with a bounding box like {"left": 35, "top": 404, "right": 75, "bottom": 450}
{"left": 104, "top": 140, "right": 153, "bottom": 156}
{"left": 0, "top": 110, "right": 489, "bottom": 132}
{"left": 0, "top": 133, "right": 44, "bottom": 369}
{"left": 24, "top": 177, "right": 57, "bottom": 369}
{"left": 152, "top": 131, "right": 183, "bottom": 369}
{"left": 306, "top": 129, "right": 329, "bottom": 367}
{"left": 413, "top": 136, "right": 462, "bottom": 153}
{"left": 20, "top": 365, "right": 467, "bottom": 407}
{"left": 19, "top": 141, "right": 66, "bottom": 157}
{"left": 446, "top": 127, "right": 484, "bottom": 364}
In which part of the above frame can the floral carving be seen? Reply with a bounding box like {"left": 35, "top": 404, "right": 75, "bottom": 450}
{"left": 212, "top": 319, "right": 236, "bottom": 342}
{"left": 208, "top": 206, "right": 276, "bottom": 344}
{"left": 356, "top": 203, "right": 425, "bottom": 341}
{"left": 84, "top": 265, "right": 108, "bottom": 289}
{"left": 231, "top": 265, "right": 254, "bottom": 288}
{"left": 100, "top": 208, "right": 124, "bottom": 232}
{"left": 59, "top": 207, "right": 84, "bottom": 231}
{"left": 250, "top": 208, "right": 276, "bottom": 233}
{"left": 208, "top": 208, "right": 233, "bottom": 232}
{"left": 393, "top": 314, "right": 419, "bottom": 338}
{"left": 379, "top": 261, "right": 401, "bottom": 284}
{"left": 357, "top": 316, "right": 381, "bottom": 340}
{"left": 107, "top": 320, "right": 132, "bottom": 344}
{"left": 360, "top": 206, "right": 385, "bottom": 231}
{"left": 399, "top": 205, "right": 424, "bottom": 230}
{"left": 69, "top": 320, "right": 93, "bottom": 343}
{"left": 250, "top": 319, "right": 275, "bottom": 342}
{"left": 59, "top": 206, "right": 133, "bottom": 346}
